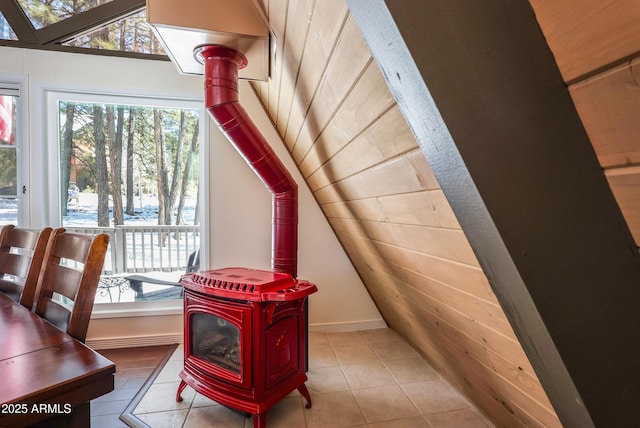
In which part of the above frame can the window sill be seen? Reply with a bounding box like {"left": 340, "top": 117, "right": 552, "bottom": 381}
{"left": 91, "top": 299, "right": 183, "bottom": 319}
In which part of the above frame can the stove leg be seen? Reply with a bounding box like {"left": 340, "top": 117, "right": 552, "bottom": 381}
{"left": 297, "top": 383, "right": 312, "bottom": 409}
{"left": 176, "top": 380, "right": 187, "bottom": 402}
{"left": 252, "top": 412, "right": 267, "bottom": 428}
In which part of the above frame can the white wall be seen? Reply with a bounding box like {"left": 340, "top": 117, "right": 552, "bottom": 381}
{"left": 209, "top": 80, "right": 383, "bottom": 328}
{"left": 0, "top": 46, "right": 383, "bottom": 347}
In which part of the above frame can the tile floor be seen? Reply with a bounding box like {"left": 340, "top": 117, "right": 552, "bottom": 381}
{"left": 130, "top": 329, "right": 494, "bottom": 427}
{"left": 91, "top": 345, "right": 177, "bottom": 428}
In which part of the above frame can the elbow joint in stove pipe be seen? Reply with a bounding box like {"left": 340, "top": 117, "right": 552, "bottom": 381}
{"left": 197, "top": 45, "right": 298, "bottom": 277}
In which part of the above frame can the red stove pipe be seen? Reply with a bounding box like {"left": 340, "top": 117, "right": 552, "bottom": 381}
{"left": 196, "top": 45, "right": 298, "bottom": 278}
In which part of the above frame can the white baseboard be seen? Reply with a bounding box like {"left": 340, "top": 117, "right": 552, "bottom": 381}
{"left": 87, "top": 320, "right": 388, "bottom": 349}
{"left": 309, "top": 319, "right": 388, "bottom": 333}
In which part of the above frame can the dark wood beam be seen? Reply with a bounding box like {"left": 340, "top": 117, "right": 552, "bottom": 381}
{"left": 36, "top": 0, "right": 146, "bottom": 44}
{"left": 347, "top": 1, "right": 640, "bottom": 427}
{"left": 0, "top": 0, "right": 37, "bottom": 44}
{"left": 0, "top": 38, "right": 169, "bottom": 62}
{"left": 0, "top": 0, "right": 162, "bottom": 61}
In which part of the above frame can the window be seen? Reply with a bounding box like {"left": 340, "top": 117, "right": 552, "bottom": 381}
{"left": 0, "top": 84, "right": 22, "bottom": 225}
{"left": 63, "top": 9, "right": 166, "bottom": 55}
{"left": 3, "top": 1, "right": 165, "bottom": 58}
{"left": 0, "top": 11, "right": 18, "bottom": 40}
{"left": 18, "top": 0, "right": 117, "bottom": 29}
{"left": 47, "top": 90, "right": 205, "bottom": 305}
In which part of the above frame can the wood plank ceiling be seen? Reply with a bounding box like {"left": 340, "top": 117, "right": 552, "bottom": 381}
{"left": 252, "top": 0, "right": 640, "bottom": 426}
{"left": 252, "top": 0, "right": 559, "bottom": 426}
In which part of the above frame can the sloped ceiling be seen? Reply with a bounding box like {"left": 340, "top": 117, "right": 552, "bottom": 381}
{"left": 251, "top": 0, "right": 640, "bottom": 426}
{"left": 251, "top": 0, "right": 560, "bottom": 426}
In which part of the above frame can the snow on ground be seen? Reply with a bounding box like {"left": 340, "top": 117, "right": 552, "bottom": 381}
{"left": 64, "top": 192, "right": 197, "bottom": 226}
{"left": 1, "top": 192, "right": 198, "bottom": 303}
{"left": 1, "top": 192, "right": 197, "bottom": 227}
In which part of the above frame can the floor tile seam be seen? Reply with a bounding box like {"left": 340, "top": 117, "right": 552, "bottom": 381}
{"left": 397, "top": 381, "right": 473, "bottom": 417}
{"left": 180, "top": 406, "right": 192, "bottom": 428}
{"left": 337, "top": 359, "right": 403, "bottom": 392}
{"left": 349, "top": 382, "right": 423, "bottom": 424}
{"left": 302, "top": 388, "right": 366, "bottom": 428}
{"left": 378, "top": 359, "right": 445, "bottom": 388}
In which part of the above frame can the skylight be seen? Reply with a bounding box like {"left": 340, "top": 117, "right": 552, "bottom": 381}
{"left": 63, "top": 9, "right": 166, "bottom": 55}
{"left": 0, "top": 0, "right": 165, "bottom": 59}
{"left": 18, "top": 0, "right": 117, "bottom": 30}
{"left": 0, "top": 12, "right": 18, "bottom": 40}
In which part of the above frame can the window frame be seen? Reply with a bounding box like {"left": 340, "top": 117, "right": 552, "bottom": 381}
{"left": 0, "top": 75, "right": 29, "bottom": 226}
{"left": 44, "top": 88, "right": 209, "bottom": 317}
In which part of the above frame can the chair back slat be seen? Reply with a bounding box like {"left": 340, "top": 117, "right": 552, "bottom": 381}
{"left": 0, "top": 252, "right": 30, "bottom": 278}
{"left": 36, "top": 299, "right": 72, "bottom": 333}
{"left": 0, "top": 225, "right": 53, "bottom": 310}
{"left": 34, "top": 228, "right": 109, "bottom": 342}
{"left": 45, "top": 264, "right": 83, "bottom": 300}
{"left": 4, "top": 230, "right": 39, "bottom": 250}
{"left": 54, "top": 233, "right": 94, "bottom": 262}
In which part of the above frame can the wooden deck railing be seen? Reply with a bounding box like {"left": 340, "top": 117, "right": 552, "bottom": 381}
{"left": 66, "top": 225, "right": 200, "bottom": 275}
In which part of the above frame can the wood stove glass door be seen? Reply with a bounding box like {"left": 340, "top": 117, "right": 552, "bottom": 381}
{"left": 192, "top": 312, "right": 241, "bottom": 374}
{"left": 185, "top": 293, "right": 252, "bottom": 388}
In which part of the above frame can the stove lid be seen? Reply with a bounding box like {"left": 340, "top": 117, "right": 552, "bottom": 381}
{"left": 181, "top": 267, "right": 317, "bottom": 301}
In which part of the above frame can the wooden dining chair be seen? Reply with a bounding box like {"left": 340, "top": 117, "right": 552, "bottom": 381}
{"left": 34, "top": 228, "right": 109, "bottom": 343}
{"left": 0, "top": 225, "right": 53, "bottom": 310}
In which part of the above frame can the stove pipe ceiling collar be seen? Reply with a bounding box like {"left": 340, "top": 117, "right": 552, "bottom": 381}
{"left": 196, "top": 45, "right": 298, "bottom": 278}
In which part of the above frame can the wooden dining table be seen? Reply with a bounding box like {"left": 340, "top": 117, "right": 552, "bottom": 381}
{"left": 0, "top": 293, "right": 115, "bottom": 427}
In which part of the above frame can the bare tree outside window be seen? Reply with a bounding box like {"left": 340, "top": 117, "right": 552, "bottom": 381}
{"left": 59, "top": 101, "right": 200, "bottom": 229}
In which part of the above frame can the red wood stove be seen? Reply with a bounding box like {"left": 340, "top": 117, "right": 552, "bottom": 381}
{"left": 176, "top": 267, "right": 317, "bottom": 428}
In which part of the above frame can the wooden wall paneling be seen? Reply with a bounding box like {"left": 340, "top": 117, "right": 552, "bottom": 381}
{"left": 606, "top": 168, "right": 640, "bottom": 244}
{"left": 369, "top": 288, "right": 558, "bottom": 428}
{"left": 360, "top": 251, "right": 514, "bottom": 338}
{"left": 321, "top": 190, "right": 460, "bottom": 229}
{"left": 529, "top": 0, "right": 640, "bottom": 83}
{"left": 569, "top": 58, "right": 640, "bottom": 169}
{"left": 343, "top": 219, "right": 479, "bottom": 266}
{"left": 291, "top": 17, "right": 371, "bottom": 163}
{"left": 284, "top": 0, "right": 348, "bottom": 143}
{"left": 334, "top": 225, "right": 495, "bottom": 303}
{"left": 293, "top": 16, "right": 371, "bottom": 149}
{"left": 347, "top": 0, "right": 640, "bottom": 423}
{"left": 376, "top": 191, "right": 460, "bottom": 229}
{"left": 361, "top": 277, "right": 558, "bottom": 428}
{"left": 339, "top": 246, "right": 497, "bottom": 348}
{"left": 351, "top": 255, "right": 532, "bottom": 378}
{"left": 274, "top": 0, "right": 314, "bottom": 140}
{"left": 306, "top": 106, "right": 417, "bottom": 190}
{"left": 313, "top": 149, "right": 439, "bottom": 204}
{"left": 369, "top": 293, "right": 532, "bottom": 428}
{"left": 411, "top": 316, "right": 558, "bottom": 428}
{"left": 298, "top": 61, "right": 396, "bottom": 174}
{"left": 254, "top": 2, "right": 563, "bottom": 425}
